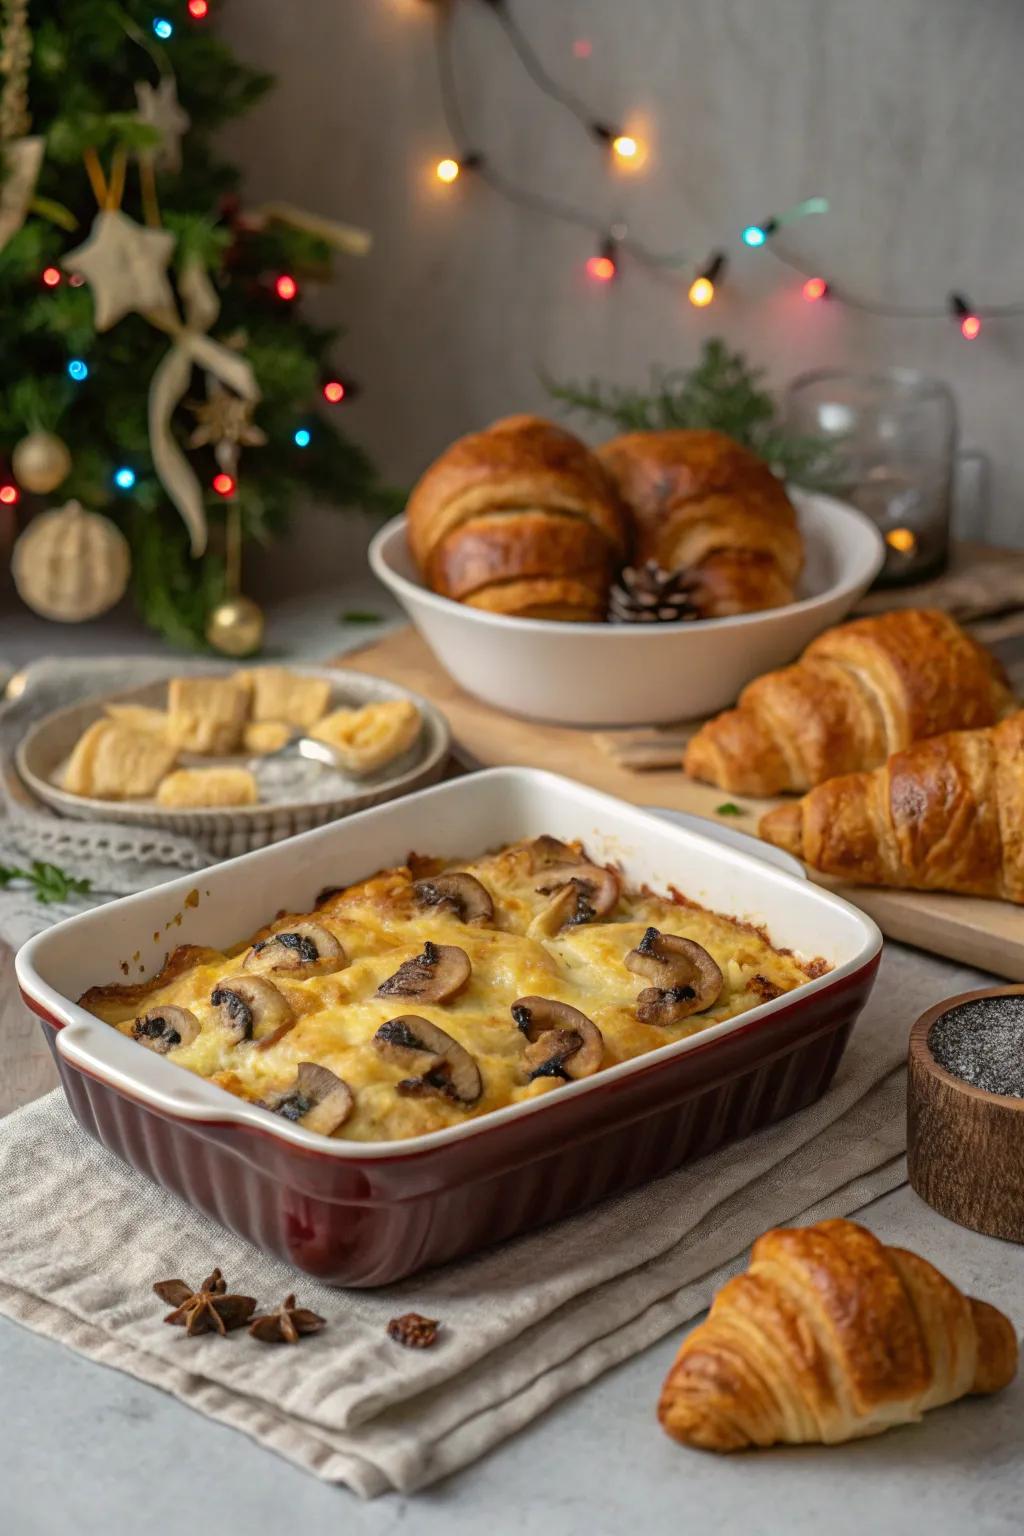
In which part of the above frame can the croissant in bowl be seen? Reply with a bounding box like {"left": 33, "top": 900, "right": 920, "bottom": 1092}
{"left": 598, "top": 428, "right": 804, "bottom": 618}
{"left": 406, "top": 414, "right": 628, "bottom": 621}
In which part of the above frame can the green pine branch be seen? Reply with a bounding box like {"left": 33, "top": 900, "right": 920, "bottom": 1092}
{"left": 548, "top": 339, "right": 838, "bottom": 488}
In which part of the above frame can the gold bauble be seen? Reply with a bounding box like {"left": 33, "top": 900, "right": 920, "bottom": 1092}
{"left": 12, "top": 499, "right": 130, "bottom": 622}
{"left": 12, "top": 429, "right": 72, "bottom": 494}
{"left": 205, "top": 594, "right": 265, "bottom": 657}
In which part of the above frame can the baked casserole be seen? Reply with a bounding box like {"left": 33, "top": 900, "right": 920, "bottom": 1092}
{"left": 81, "top": 836, "right": 824, "bottom": 1143}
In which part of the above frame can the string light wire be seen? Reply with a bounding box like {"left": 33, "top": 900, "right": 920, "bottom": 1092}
{"left": 429, "top": 0, "right": 1024, "bottom": 329}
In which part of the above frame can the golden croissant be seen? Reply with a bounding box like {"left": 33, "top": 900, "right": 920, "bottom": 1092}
{"left": 684, "top": 609, "right": 1013, "bottom": 796}
{"left": 597, "top": 428, "right": 803, "bottom": 618}
{"left": 759, "top": 711, "right": 1024, "bottom": 902}
{"left": 659, "top": 1219, "right": 1018, "bottom": 1451}
{"left": 406, "top": 414, "right": 627, "bottom": 621}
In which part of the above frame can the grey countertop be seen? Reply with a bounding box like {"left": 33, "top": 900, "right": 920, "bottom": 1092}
{"left": 5, "top": 1183, "right": 1023, "bottom": 1536}
{"left": 3, "top": 592, "right": 1023, "bottom": 1534}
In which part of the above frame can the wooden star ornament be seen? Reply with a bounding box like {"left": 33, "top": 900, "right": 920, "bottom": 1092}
{"left": 62, "top": 210, "right": 175, "bottom": 331}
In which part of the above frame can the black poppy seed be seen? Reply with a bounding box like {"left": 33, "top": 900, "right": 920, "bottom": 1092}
{"left": 928, "top": 996, "right": 1024, "bottom": 1099}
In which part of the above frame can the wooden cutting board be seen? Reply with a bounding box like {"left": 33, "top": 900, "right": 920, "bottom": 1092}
{"left": 343, "top": 625, "right": 1024, "bottom": 981}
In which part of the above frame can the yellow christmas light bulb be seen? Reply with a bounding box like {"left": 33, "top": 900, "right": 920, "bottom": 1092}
{"left": 886, "top": 527, "right": 917, "bottom": 554}
{"left": 688, "top": 276, "right": 715, "bottom": 308}
{"left": 612, "top": 134, "right": 638, "bottom": 161}
{"left": 436, "top": 157, "right": 461, "bottom": 184}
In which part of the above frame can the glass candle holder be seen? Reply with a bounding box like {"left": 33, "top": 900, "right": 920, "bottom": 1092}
{"left": 784, "top": 368, "right": 960, "bottom": 586}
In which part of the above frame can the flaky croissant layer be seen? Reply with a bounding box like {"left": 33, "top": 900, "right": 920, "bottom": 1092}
{"left": 760, "top": 711, "right": 1024, "bottom": 903}
{"left": 659, "top": 1219, "right": 1018, "bottom": 1452}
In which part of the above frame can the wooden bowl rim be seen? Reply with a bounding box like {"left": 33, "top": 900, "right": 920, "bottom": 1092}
{"left": 910, "top": 984, "right": 1024, "bottom": 1113}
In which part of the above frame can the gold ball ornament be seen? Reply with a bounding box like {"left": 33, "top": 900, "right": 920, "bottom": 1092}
{"left": 12, "top": 500, "right": 131, "bottom": 622}
{"left": 11, "top": 429, "right": 73, "bottom": 494}
{"left": 205, "top": 594, "right": 265, "bottom": 657}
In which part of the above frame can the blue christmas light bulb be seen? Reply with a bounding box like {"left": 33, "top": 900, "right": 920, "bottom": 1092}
{"left": 114, "top": 467, "right": 136, "bottom": 490}
{"left": 742, "top": 224, "right": 767, "bottom": 248}
{"left": 153, "top": 17, "right": 174, "bottom": 39}
{"left": 67, "top": 358, "right": 89, "bottom": 381}
{"left": 293, "top": 427, "right": 312, "bottom": 448}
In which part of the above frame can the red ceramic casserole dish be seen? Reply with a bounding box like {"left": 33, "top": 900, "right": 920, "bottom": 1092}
{"left": 17, "top": 768, "right": 881, "bottom": 1286}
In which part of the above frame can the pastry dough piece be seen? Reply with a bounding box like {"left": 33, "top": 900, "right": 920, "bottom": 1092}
{"left": 243, "top": 720, "right": 293, "bottom": 755}
{"left": 167, "top": 676, "right": 249, "bottom": 755}
{"left": 659, "top": 1218, "right": 1018, "bottom": 1452}
{"left": 238, "top": 666, "right": 332, "bottom": 729}
{"left": 406, "top": 415, "right": 627, "bottom": 622}
{"left": 156, "top": 767, "right": 259, "bottom": 808}
{"left": 685, "top": 609, "right": 1014, "bottom": 795}
{"left": 64, "top": 720, "right": 178, "bottom": 800}
{"left": 598, "top": 429, "right": 803, "bottom": 618}
{"left": 103, "top": 703, "right": 170, "bottom": 735}
{"left": 311, "top": 698, "right": 421, "bottom": 775}
{"left": 760, "top": 711, "right": 1024, "bottom": 902}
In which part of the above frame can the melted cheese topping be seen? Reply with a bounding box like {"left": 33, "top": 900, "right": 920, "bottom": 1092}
{"left": 83, "top": 838, "right": 820, "bottom": 1143}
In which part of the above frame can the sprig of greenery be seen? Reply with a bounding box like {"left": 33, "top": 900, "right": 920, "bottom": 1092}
{"left": 548, "top": 339, "right": 838, "bottom": 489}
{"left": 0, "top": 860, "right": 92, "bottom": 904}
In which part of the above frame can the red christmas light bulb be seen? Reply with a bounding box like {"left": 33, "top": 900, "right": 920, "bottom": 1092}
{"left": 212, "top": 472, "right": 236, "bottom": 497}
{"left": 188, "top": 0, "right": 209, "bottom": 16}
{"left": 322, "top": 380, "right": 346, "bottom": 403}
{"left": 275, "top": 274, "right": 298, "bottom": 301}
{"left": 961, "top": 314, "right": 981, "bottom": 340}
{"left": 802, "top": 277, "right": 828, "bottom": 302}
{"left": 586, "top": 254, "right": 616, "bottom": 282}
{"left": 42, "top": 266, "right": 61, "bottom": 287}
{"left": 0, "top": 483, "right": 19, "bottom": 505}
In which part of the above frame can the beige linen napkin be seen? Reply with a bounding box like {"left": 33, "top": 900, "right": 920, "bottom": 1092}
{"left": 0, "top": 945, "right": 989, "bottom": 1498}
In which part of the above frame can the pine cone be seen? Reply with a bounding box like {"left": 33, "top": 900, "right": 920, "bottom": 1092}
{"left": 608, "top": 561, "right": 701, "bottom": 624}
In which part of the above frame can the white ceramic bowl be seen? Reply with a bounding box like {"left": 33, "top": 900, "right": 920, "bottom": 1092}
{"left": 369, "top": 489, "right": 885, "bottom": 727}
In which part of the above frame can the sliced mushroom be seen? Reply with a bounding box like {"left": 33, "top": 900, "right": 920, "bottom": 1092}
{"left": 270, "top": 1062, "right": 354, "bottom": 1136}
{"left": 244, "top": 920, "right": 346, "bottom": 979}
{"left": 130, "top": 1005, "right": 201, "bottom": 1054}
{"left": 413, "top": 871, "right": 494, "bottom": 925}
{"left": 527, "top": 834, "right": 578, "bottom": 870}
{"left": 372, "top": 1014, "right": 482, "bottom": 1105}
{"left": 510, "top": 996, "right": 604, "bottom": 1081}
{"left": 376, "top": 941, "right": 471, "bottom": 1003}
{"left": 624, "top": 927, "right": 724, "bottom": 1025}
{"left": 210, "top": 975, "right": 295, "bottom": 1048}
{"left": 530, "top": 862, "right": 620, "bottom": 936}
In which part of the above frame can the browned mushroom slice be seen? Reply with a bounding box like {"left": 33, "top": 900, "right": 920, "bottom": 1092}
{"left": 130, "top": 1005, "right": 201, "bottom": 1054}
{"left": 376, "top": 941, "right": 471, "bottom": 1003}
{"left": 372, "top": 1015, "right": 482, "bottom": 1105}
{"left": 530, "top": 862, "right": 620, "bottom": 935}
{"left": 271, "top": 1062, "right": 354, "bottom": 1136}
{"left": 243, "top": 920, "right": 346, "bottom": 979}
{"left": 624, "top": 927, "right": 724, "bottom": 1025}
{"left": 413, "top": 872, "right": 494, "bottom": 925}
{"left": 210, "top": 975, "right": 294, "bottom": 1048}
{"left": 510, "top": 996, "right": 604, "bottom": 1081}
{"left": 526, "top": 834, "right": 578, "bottom": 870}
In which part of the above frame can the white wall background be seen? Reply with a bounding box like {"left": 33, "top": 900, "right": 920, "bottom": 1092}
{"left": 220, "top": 0, "right": 1024, "bottom": 590}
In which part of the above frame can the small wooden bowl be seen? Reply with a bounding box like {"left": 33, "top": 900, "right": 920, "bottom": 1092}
{"left": 908, "top": 985, "right": 1024, "bottom": 1243}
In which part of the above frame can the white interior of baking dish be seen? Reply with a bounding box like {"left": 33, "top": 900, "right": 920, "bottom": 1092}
{"left": 16, "top": 768, "right": 882, "bottom": 1159}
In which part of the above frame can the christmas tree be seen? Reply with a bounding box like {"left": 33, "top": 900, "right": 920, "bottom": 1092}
{"left": 0, "top": 0, "right": 392, "bottom": 651}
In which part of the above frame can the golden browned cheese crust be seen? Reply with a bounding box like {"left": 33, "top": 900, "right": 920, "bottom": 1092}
{"left": 686, "top": 609, "right": 1014, "bottom": 795}
{"left": 79, "top": 837, "right": 818, "bottom": 1143}
{"left": 406, "top": 416, "right": 627, "bottom": 621}
{"left": 658, "top": 1218, "right": 1018, "bottom": 1451}
{"left": 598, "top": 429, "right": 803, "bottom": 617}
{"left": 759, "top": 710, "right": 1024, "bottom": 902}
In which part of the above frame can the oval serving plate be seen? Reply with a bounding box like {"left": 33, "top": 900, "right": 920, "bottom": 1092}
{"left": 17, "top": 665, "right": 451, "bottom": 858}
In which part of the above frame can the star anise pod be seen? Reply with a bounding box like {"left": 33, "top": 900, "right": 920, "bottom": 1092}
{"left": 387, "top": 1312, "right": 440, "bottom": 1349}
{"left": 153, "top": 1267, "right": 256, "bottom": 1337}
{"left": 248, "top": 1293, "right": 326, "bottom": 1344}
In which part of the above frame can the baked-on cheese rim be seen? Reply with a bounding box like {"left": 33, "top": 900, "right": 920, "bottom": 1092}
{"left": 80, "top": 837, "right": 825, "bottom": 1144}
